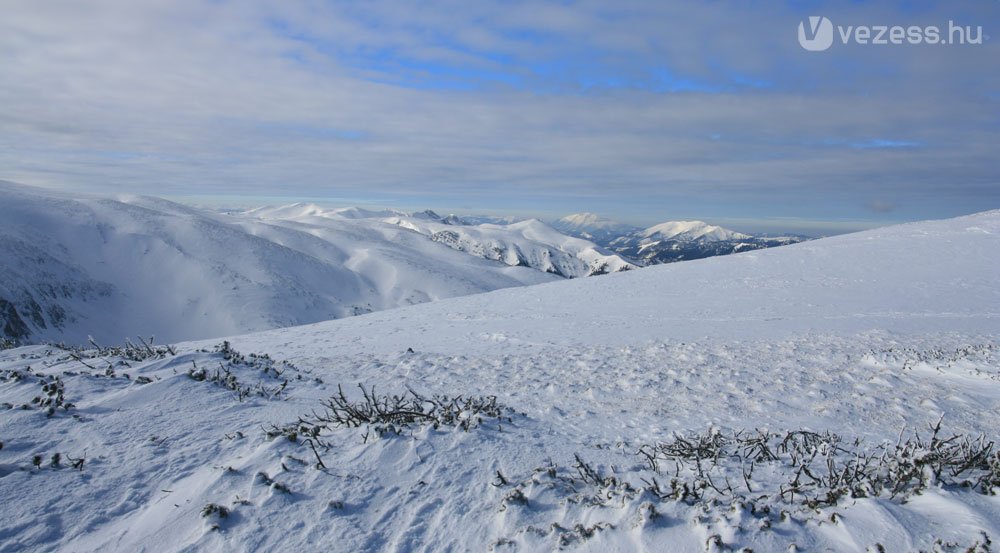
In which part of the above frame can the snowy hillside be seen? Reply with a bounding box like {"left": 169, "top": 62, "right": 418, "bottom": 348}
{"left": 1, "top": 210, "right": 997, "bottom": 552}
{"left": 247, "top": 204, "right": 637, "bottom": 278}
{"left": 0, "top": 183, "right": 557, "bottom": 344}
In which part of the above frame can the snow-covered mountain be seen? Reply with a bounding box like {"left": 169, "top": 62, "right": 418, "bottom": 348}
{"left": 0, "top": 185, "right": 637, "bottom": 345}
{"left": 384, "top": 216, "right": 637, "bottom": 277}
{"left": 0, "top": 183, "right": 559, "bottom": 344}
{"left": 1, "top": 210, "right": 997, "bottom": 552}
{"left": 609, "top": 220, "right": 804, "bottom": 264}
{"left": 248, "top": 204, "right": 637, "bottom": 278}
{"left": 554, "top": 213, "right": 807, "bottom": 265}
{"left": 450, "top": 214, "right": 527, "bottom": 226}
{"left": 551, "top": 212, "right": 641, "bottom": 244}
{"left": 639, "top": 219, "right": 751, "bottom": 242}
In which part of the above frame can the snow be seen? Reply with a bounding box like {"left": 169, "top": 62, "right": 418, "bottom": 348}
{"left": 0, "top": 206, "right": 999, "bottom": 552}
{"left": 0, "top": 184, "right": 562, "bottom": 344}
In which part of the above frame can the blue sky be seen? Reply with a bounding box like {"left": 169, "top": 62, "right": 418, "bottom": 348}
{"left": 1, "top": 0, "right": 997, "bottom": 235}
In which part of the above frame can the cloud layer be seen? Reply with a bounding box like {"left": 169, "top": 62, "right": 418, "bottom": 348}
{"left": 1, "top": 0, "right": 997, "bottom": 232}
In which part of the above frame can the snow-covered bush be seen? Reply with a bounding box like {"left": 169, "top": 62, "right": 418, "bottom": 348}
{"left": 186, "top": 342, "right": 295, "bottom": 401}
{"left": 187, "top": 360, "right": 287, "bottom": 402}
{"left": 69, "top": 336, "right": 176, "bottom": 363}
{"left": 266, "top": 384, "right": 517, "bottom": 469}
{"left": 492, "top": 423, "right": 999, "bottom": 550}
{"left": 307, "top": 383, "right": 513, "bottom": 438}
{"left": 635, "top": 419, "right": 1000, "bottom": 505}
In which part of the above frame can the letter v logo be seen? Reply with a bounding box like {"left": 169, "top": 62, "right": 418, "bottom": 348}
{"left": 798, "top": 16, "right": 834, "bottom": 51}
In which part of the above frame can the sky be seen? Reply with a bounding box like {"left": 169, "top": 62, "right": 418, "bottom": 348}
{"left": 1, "top": 0, "right": 997, "bottom": 235}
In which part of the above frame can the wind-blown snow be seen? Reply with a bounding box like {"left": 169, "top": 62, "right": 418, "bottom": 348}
{"left": 0, "top": 209, "right": 998, "bottom": 552}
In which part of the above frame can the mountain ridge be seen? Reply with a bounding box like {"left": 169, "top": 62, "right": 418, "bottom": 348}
{"left": 553, "top": 211, "right": 806, "bottom": 264}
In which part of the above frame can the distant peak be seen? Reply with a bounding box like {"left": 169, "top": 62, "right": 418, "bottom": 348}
{"left": 560, "top": 212, "right": 604, "bottom": 224}
{"left": 642, "top": 220, "right": 750, "bottom": 242}
{"left": 557, "top": 212, "right": 629, "bottom": 229}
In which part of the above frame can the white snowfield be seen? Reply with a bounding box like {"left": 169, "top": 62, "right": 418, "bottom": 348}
{"left": 1, "top": 210, "right": 999, "bottom": 552}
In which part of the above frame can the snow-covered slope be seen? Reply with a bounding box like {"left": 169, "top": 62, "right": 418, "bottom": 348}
{"left": 249, "top": 205, "right": 637, "bottom": 278}
{"left": 0, "top": 183, "right": 557, "bottom": 344}
{"left": 1, "top": 210, "right": 997, "bottom": 552}
{"left": 228, "top": 209, "right": 1000, "bottom": 352}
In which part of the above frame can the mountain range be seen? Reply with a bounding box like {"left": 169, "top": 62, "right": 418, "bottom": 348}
{"left": 0, "top": 183, "right": 811, "bottom": 345}
{"left": 552, "top": 212, "right": 807, "bottom": 264}
{"left": 0, "top": 184, "right": 638, "bottom": 344}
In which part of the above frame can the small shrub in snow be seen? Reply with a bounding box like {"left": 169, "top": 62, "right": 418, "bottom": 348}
{"left": 60, "top": 336, "right": 176, "bottom": 366}
{"left": 68, "top": 454, "right": 85, "bottom": 471}
{"left": 267, "top": 384, "right": 516, "bottom": 469}
{"left": 636, "top": 419, "right": 1000, "bottom": 505}
{"left": 187, "top": 360, "right": 287, "bottom": 402}
{"left": 865, "top": 343, "right": 999, "bottom": 380}
{"left": 250, "top": 471, "right": 291, "bottom": 494}
{"left": 270, "top": 482, "right": 292, "bottom": 494}
{"left": 310, "top": 383, "right": 513, "bottom": 437}
{"left": 3, "top": 369, "right": 75, "bottom": 416}
{"left": 201, "top": 503, "right": 230, "bottom": 520}
{"left": 186, "top": 342, "right": 297, "bottom": 401}
{"left": 201, "top": 502, "right": 231, "bottom": 531}
{"left": 925, "top": 532, "right": 994, "bottom": 553}
{"left": 498, "top": 421, "right": 999, "bottom": 550}
{"left": 204, "top": 341, "right": 299, "bottom": 378}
